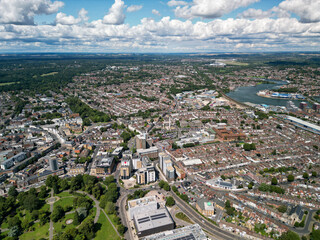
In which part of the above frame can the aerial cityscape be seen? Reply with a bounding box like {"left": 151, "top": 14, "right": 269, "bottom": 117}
{"left": 0, "top": 1, "right": 320, "bottom": 240}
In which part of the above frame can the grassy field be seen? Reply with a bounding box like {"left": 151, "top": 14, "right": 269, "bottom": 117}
{"left": 95, "top": 213, "right": 120, "bottom": 240}
{"left": 19, "top": 222, "right": 50, "bottom": 240}
{"left": 54, "top": 196, "right": 75, "bottom": 210}
{"left": 175, "top": 212, "right": 193, "bottom": 224}
{"left": 222, "top": 61, "right": 249, "bottom": 66}
{"left": 41, "top": 72, "right": 58, "bottom": 77}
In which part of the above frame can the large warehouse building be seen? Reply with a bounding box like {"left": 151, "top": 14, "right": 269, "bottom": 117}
{"left": 133, "top": 208, "right": 174, "bottom": 238}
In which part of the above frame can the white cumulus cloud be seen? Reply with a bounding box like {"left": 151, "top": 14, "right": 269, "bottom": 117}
{"left": 127, "top": 5, "right": 143, "bottom": 13}
{"left": 174, "top": 0, "right": 259, "bottom": 19}
{"left": 55, "top": 8, "right": 88, "bottom": 25}
{"left": 0, "top": 0, "right": 64, "bottom": 25}
{"left": 152, "top": 9, "right": 161, "bottom": 16}
{"left": 103, "top": 0, "right": 126, "bottom": 25}
{"left": 239, "top": 6, "right": 290, "bottom": 19}
{"left": 167, "top": 0, "right": 188, "bottom": 7}
{"left": 279, "top": 0, "right": 320, "bottom": 23}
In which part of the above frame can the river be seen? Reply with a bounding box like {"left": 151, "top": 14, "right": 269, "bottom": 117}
{"left": 226, "top": 80, "right": 310, "bottom": 107}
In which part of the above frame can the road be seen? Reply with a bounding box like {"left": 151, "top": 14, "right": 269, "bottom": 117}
{"left": 171, "top": 190, "right": 242, "bottom": 240}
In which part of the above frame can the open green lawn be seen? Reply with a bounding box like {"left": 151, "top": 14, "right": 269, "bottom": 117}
{"left": 54, "top": 197, "right": 75, "bottom": 210}
{"left": 107, "top": 213, "right": 119, "bottom": 227}
{"left": 19, "top": 222, "right": 50, "bottom": 240}
{"left": 56, "top": 191, "right": 74, "bottom": 198}
{"left": 95, "top": 213, "right": 120, "bottom": 240}
{"left": 175, "top": 212, "right": 193, "bottom": 224}
{"left": 40, "top": 203, "right": 50, "bottom": 212}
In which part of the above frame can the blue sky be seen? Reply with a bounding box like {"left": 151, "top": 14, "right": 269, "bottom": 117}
{"left": 0, "top": 0, "right": 319, "bottom": 52}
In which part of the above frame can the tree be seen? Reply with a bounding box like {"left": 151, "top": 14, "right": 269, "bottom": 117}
{"left": 59, "top": 179, "right": 69, "bottom": 191}
{"left": 279, "top": 230, "right": 300, "bottom": 240}
{"left": 78, "top": 219, "right": 95, "bottom": 239}
{"left": 303, "top": 172, "right": 309, "bottom": 179}
{"left": 53, "top": 183, "right": 60, "bottom": 194}
{"left": 278, "top": 205, "right": 287, "bottom": 213}
{"left": 38, "top": 186, "right": 48, "bottom": 199}
{"left": 104, "top": 176, "right": 115, "bottom": 186}
{"left": 51, "top": 205, "right": 64, "bottom": 222}
{"left": 248, "top": 183, "right": 253, "bottom": 189}
{"left": 105, "top": 202, "right": 115, "bottom": 214}
{"left": 159, "top": 180, "right": 166, "bottom": 188}
{"left": 163, "top": 183, "right": 171, "bottom": 191}
{"left": 312, "top": 171, "right": 317, "bottom": 177}
{"left": 8, "top": 186, "right": 18, "bottom": 198}
{"left": 118, "top": 224, "right": 125, "bottom": 235}
{"left": 310, "top": 229, "right": 320, "bottom": 240}
{"left": 23, "top": 194, "right": 40, "bottom": 211}
{"left": 287, "top": 174, "right": 295, "bottom": 182}
{"left": 8, "top": 225, "right": 21, "bottom": 238}
{"left": 73, "top": 211, "right": 80, "bottom": 226}
{"left": 92, "top": 184, "right": 102, "bottom": 200}
{"left": 180, "top": 194, "right": 188, "bottom": 202}
{"left": 8, "top": 216, "right": 21, "bottom": 229}
{"left": 46, "top": 175, "right": 59, "bottom": 188}
{"left": 271, "top": 177, "right": 278, "bottom": 185}
{"left": 77, "top": 207, "right": 88, "bottom": 221}
{"left": 166, "top": 196, "right": 175, "bottom": 207}
{"left": 225, "top": 200, "right": 231, "bottom": 208}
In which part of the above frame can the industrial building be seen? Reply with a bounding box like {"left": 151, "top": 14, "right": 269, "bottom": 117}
{"left": 143, "top": 224, "right": 207, "bottom": 240}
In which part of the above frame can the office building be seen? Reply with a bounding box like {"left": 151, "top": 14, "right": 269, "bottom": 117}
{"left": 120, "top": 158, "right": 132, "bottom": 179}
{"left": 49, "top": 159, "right": 58, "bottom": 171}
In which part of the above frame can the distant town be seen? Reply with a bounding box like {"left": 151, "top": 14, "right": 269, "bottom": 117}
{"left": 0, "top": 53, "right": 319, "bottom": 240}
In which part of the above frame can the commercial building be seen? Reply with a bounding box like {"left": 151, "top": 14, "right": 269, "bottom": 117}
{"left": 133, "top": 208, "right": 174, "bottom": 238}
{"left": 137, "top": 146, "right": 159, "bottom": 159}
{"left": 143, "top": 224, "right": 207, "bottom": 240}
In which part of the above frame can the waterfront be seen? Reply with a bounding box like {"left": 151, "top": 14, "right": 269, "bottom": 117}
{"left": 226, "top": 80, "right": 310, "bottom": 107}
